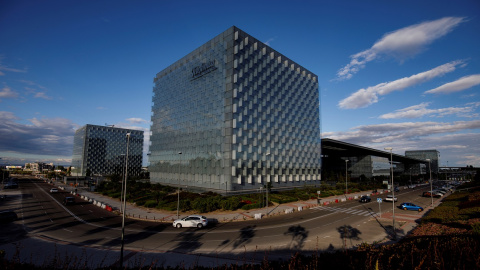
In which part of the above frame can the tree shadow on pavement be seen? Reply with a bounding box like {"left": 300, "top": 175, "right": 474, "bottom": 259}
{"left": 233, "top": 225, "right": 256, "bottom": 249}
{"left": 337, "top": 225, "right": 361, "bottom": 248}
{"left": 284, "top": 225, "right": 309, "bottom": 249}
{"left": 171, "top": 230, "right": 204, "bottom": 253}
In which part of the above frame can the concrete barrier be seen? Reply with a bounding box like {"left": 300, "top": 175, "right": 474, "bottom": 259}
{"left": 254, "top": 213, "right": 262, "bottom": 219}
{"left": 341, "top": 198, "right": 346, "bottom": 202}
{"left": 297, "top": 206, "right": 303, "bottom": 211}
{"left": 285, "top": 208, "right": 294, "bottom": 214}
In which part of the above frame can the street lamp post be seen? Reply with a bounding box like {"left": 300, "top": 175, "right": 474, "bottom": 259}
{"left": 177, "top": 152, "right": 182, "bottom": 219}
{"left": 384, "top": 147, "right": 396, "bottom": 240}
{"left": 265, "top": 152, "right": 270, "bottom": 208}
{"left": 426, "top": 159, "right": 433, "bottom": 207}
{"left": 259, "top": 186, "right": 263, "bottom": 207}
{"left": 120, "top": 154, "right": 126, "bottom": 214}
{"left": 345, "top": 160, "right": 349, "bottom": 195}
{"left": 120, "top": 133, "right": 131, "bottom": 268}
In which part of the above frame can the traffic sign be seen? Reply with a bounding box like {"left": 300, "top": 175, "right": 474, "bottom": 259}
{"left": 377, "top": 198, "right": 382, "bottom": 203}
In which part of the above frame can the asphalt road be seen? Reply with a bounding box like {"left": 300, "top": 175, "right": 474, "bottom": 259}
{"left": 1, "top": 177, "right": 437, "bottom": 266}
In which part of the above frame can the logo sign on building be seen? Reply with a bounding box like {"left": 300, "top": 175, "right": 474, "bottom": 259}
{"left": 191, "top": 60, "right": 217, "bottom": 80}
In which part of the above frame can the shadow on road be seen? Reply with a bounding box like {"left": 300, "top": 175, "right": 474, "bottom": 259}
{"left": 337, "top": 224, "right": 361, "bottom": 248}
{"left": 284, "top": 225, "right": 309, "bottom": 249}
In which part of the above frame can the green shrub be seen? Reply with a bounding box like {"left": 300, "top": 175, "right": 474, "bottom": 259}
{"left": 144, "top": 200, "right": 157, "bottom": 208}
{"left": 472, "top": 223, "right": 480, "bottom": 235}
{"left": 221, "top": 197, "right": 242, "bottom": 211}
{"left": 241, "top": 202, "right": 262, "bottom": 210}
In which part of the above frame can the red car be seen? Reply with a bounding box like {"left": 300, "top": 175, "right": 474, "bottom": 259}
{"left": 423, "top": 191, "right": 441, "bottom": 198}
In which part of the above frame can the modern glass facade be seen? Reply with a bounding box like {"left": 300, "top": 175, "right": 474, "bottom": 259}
{"left": 405, "top": 150, "right": 440, "bottom": 174}
{"left": 72, "top": 124, "right": 144, "bottom": 177}
{"left": 149, "top": 26, "right": 321, "bottom": 193}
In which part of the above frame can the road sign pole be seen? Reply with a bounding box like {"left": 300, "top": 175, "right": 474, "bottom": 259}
{"left": 377, "top": 198, "right": 382, "bottom": 218}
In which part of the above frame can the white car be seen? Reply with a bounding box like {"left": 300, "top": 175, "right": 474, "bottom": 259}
{"left": 49, "top": 188, "right": 58, "bottom": 193}
{"left": 385, "top": 195, "right": 398, "bottom": 202}
{"left": 173, "top": 215, "right": 208, "bottom": 229}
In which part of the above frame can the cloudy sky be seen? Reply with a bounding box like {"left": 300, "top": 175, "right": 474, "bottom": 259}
{"left": 1, "top": 0, "right": 479, "bottom": 167}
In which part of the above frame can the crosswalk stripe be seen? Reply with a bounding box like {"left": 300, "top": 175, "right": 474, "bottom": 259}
{"left": 311, "top": 206, "right": 377, "bottom": 217}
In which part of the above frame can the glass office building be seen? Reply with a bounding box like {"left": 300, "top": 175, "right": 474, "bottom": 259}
{"left": 149, "top": 26, "right": 321, "bottom": 194}
{"left": 405, "top": 150, "right": 440, "bottom": 174}
{"left": 72, "top": 124, "right": 144, "bottom": 177}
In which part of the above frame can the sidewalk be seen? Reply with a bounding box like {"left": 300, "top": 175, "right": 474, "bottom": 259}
{"left": 57, "top": 183, "right": 395, "bottom": 223}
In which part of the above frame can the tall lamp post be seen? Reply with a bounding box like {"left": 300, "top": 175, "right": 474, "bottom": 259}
{"left": 345, "top": 160, "right": 349, "bottom": 195}
{"left": 120, "top": 154, "right": 126, "bottom": 213}
{"left": 265, "top": 152, "right": 271, "bottom": 208}
{"left": 426, "top": 159, "right": 433, "bottom": 207}
{"left": 177, "top": 152, "right": 182, "bottom": 219}
{"left": 120, "top": 133, "right": 130, "bottom": 268}
{"left": 384, "top": 147, "right": 396, "bottom": 240}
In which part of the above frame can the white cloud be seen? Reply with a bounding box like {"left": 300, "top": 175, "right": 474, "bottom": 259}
{"left": 34, "top": 92, "right": 53, "bottom": 100}
{"left": 0, "top": 111, "right": 77, "bottom": 157}
{"left": 338, "top": 60, "right": 463, "bottom": 109}
{"left": 264, "top": 38, "right": 275, "bottom": 46}
{"left": 336, "top": 17, "right": 466, "bottom": 80}
{"left": 425, "top": 74, "right": 480, "bottom": 94}
{"left": 0, "top": 62, "right": 27, "bottom": 76}
{"left": 126, "top": 117, "right": 149, "bottom": 124}
{"left": 379, "top": 102, "right": 480, "bottom": 119}
{"left": 0, "top": 85, "right": 19, "bottom": 99}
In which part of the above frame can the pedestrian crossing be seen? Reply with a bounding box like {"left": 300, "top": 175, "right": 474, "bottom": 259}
{"left": 311, "top": 206, "right": 379, "bottom": 217}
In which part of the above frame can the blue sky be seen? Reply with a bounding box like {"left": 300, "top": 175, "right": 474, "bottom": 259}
{"left": 1, "top": 0, "right": 479, "bottom": 168}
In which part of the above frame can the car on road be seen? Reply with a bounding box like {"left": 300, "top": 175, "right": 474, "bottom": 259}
{"left": 0, "top": 210, "right": 17, "bottom": 223}
{"left": 173, "top": 215, "right": 208, "bottom": 229}
{"left": 49, "top": 188, "right": 59, "bottom": 193}
{"left": 3, "top": 182, "right": 18, "bottom": 189}
{"left": 359, "top": 195, "right": 371, "bottom": 203}
{"left": 394, "top": 186, "right": 400, "bottom": 192}
{"left": 385, "top": 195, "right": 398, "bottom": 202}
{"left": 423, "top": 191, "right": 441, "bottom": 198}
{"left": 400, "top": 202, "right": 423, "bottom": 212}
{"left": 63, "top": 197, "right": 75, "bottom": 205}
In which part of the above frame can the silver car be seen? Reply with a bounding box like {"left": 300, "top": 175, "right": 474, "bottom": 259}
{"left": 173, "top": 215, "right": 208, "bottom": 228}
{"left": 385, "top": 195, "right": 398, "bottom": 202}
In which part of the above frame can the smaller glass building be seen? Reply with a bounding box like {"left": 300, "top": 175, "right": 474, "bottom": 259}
{"left": 72, "top": 124, "right": 144, "bottom": 177}
{"left": 405, "top": 150, "right": 440, "bottom": 174}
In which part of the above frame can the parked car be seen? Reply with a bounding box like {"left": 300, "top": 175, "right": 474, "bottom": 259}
{"left": 63, "top": 197, "right": 75, "bottom": 205}
{"left": 432, "top": 190, "right": 444, "bottom": 197}
{"left": 385, "top": 195, "right": 398, "bottom": 202}
{"left": 3, "top": 182, "right": 18, "bottom": 189}
{"left": 359, "top": 195, "right": 371, "bottom": 203}
{"left": 0, "top": 210, "right": 17, "bottom": 223}
{"left": 400, "top": 202, "right": 423, "bottom": 212}
{"left": 49, "top": 188, "right": 58, "bottom": 193}
{"left": 173, "top": 215, "right": 208, "bottom": 229}
{"left": 423, "top": 191, "right": 441, "bottom": 198}
{"left": 408, "top": 184, "right": 416, "bottom": 189}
